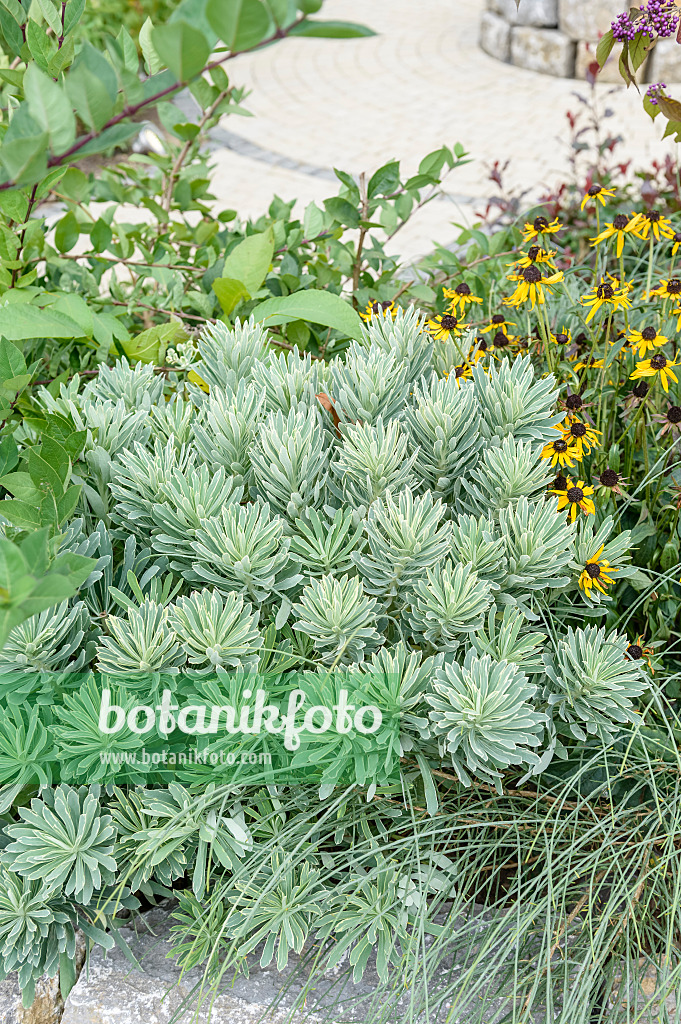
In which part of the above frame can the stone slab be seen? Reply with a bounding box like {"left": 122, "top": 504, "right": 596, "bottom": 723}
{"left": 510, "top": 26, "right": 576, "bottom": 76}
{"left": 646, "top": 37, "right": 681, "bottom": 84}
{"left": 479, "top": 11, "right": 512, "bottom": 63}
{"left": 490, "top": 0, "right": 558, "bottom": 27}
{"left": 558, "top": 0, "right": 633, "bottom": 41}
{"left": 0, "top": 974, "right": 62, "bottom": 1024}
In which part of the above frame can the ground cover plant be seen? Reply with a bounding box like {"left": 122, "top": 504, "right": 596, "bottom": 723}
{"left": 0, "top": 0, "right": 680, "bottom": 1021}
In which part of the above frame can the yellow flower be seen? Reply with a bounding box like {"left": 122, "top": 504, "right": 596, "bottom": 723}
{"left": 541, "top": 434, "right": 578, "bottom": 469}
{"left": 560, "top": 417, "right": 602, "bottom": 458}
{"left": 427, "top": 312, "right": 467, "bottom": 340}
{"left": 630, "top": 353, "right": 680, "bottom": 393}
{"left": 671, "top": 306, "right": 681, "bottom": 331}
{"left": 522, "top": 214, "right": 562, "bottom": 244}
{"left": 578, "top": 545, "right": 618, "bottom": 597}
{"left": 469, "top": 337, "right": 491, "bottom": 363}
{"left": 591, "top": 212, "right": 643, "bottom": 258}
{"left": 442, "top": 282, "right": 483, "bottom": 314}
{"left": 574, "top": 357, "right": 605, "bottom": 371}
{"left": 647, "top": 277, "right": 681, "bottom": 301}
{"left": 671, "top": 231, "right": 681, "bottom": 255}
{"left": 627, "top": 325, "right": 668, "bottom": 358}
{"left": 633, "top": 210, "right": 675, "bottom": 241}
{"left": 187, "top": 369, "right": 209, "bottom": 393}
{"left": 503, "top": 266, "right": 563, "bottom": 309}
{"left": 481, "top": 314, "right": 516, "bottom": 336}
{"left": 360, "top": 300, "right": 398, "bottom": 323}
{"left": 443, "top": 363, "right": 473, "bottom": 385}
{"left": 551, "top": 327, "right": 572, "bottom": 346}
{"left": 551, "top": 479, "right": 596, "bottom": 521}
{"left": 508, "top": 246, "right": 557, "bottom": 269}
{"left": 580, "top": 184, "right": 616, "bottom": 211}
{"left": 580, "top": 279, "right": 631, "bottom": 323}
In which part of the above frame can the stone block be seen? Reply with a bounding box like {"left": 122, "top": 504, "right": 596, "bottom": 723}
{"left": 575, "top": 39, "right": 647, "bottom": 82}
{"left": 647, "top": 38, "right": 681, "bottom": 84}
{"left": 480, "top": 11, "right": 512, "bottom": 62}
{"left": 558, "top": 0, "right": 632, "bottom": 42}
{"left": 489, "top": 0, "right": 558, "bottom": 27}
{"left": 510, "top": 26, "right": 577, "bottom": 76}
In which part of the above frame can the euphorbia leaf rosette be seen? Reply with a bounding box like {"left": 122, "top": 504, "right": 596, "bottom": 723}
{"left": 427, "top": 651, "right": 547, "bottom": 791}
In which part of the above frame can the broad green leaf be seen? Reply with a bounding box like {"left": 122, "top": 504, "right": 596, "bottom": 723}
{"left": 0, "top": 305, "right": 83, "bottom": 341}
{"left": 35, "top": 0, "right": 62, "bottom": 34}
{"left": 303, "top": 201, "right": 324, "bottom": 239}
{"left": 26, "top": 17, "right": 58, "bottom": 71}
{"left": 65, "top": 65, "right": 114, "bottom": 132}
{"left": 116, "top": 26, "right": 139, "bottom": 72}
{"left": 0, "top": 1, "right": 25, "bottom": 56}
{"left": 252, "top": 290, "right": 363, "bottom": 341}
{"left": 171, "top": 0, "right": 218, "bottom": 46}
{"left": 151, "top": 21, "right": 210, "bottom": 82}
{"left": 206, "top": 0, "right": 270, "bottom": 51}
{"left": 54, "top": 210, "right": 79, "bottom": 252}
{"left": 629, "top": 30, "right": 649, "bottom": 73}
{"left": 289, "top": 19, "right": 375, "bottom": 37}
{"left": 28, "top": 448, "right": 65, "bottom": 497}
{"left": 222, "top": 227, "right": 274, "bottom": 294}
{"left": 0, "top": 0, "right": 25, "bottom": 25}
{"left": 0, "top": 537, "right": 28, "bottom": 597}
{"left": 212, "top": 277, "right": 250, "bottom": 314}
{"left": 0, "top": 189, "right": 28, "bottom": 223}
{"left": 0, "top": 498, "right": 42, "bottom": 531}
{"left": 40, "top": 437, "right": 71, "bottom": 486}
{"left": 0, "top": 435, "right": 18, "bottom": 477}
{"left": 63, "top": 0, "right": 86, "bottom": 36}
{"left": 368, "top": 160, "right": 400, "bottom": 199}
{"left": 120, "top": 320, "right": 186, "bottom": 364}
{"left": 48, "top": 292, "right": 94, "bottom": 337}
{"left": 74, "top": 122, "right": 140, "bottom": 158}
{"left": 596, "top": 28, "right": 614, "bottom": 69}
{"left": 324, "top": 197, "right": 359, "bottom": 228}
{"left": 0, "top": 337, "right": 26, "bottom": 380}
{"left": 139, "top": 17, "right": 164, "bottom": 75}
{"left": 0, "top": 105, "right": 49, "bottom": 185}
{"left": 0, "top": 472, "right": 41, "bottom": 501}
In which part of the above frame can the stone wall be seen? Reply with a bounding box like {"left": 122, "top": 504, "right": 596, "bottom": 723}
{"left": 480, "top": 0, "right": 681, "bottom": 81}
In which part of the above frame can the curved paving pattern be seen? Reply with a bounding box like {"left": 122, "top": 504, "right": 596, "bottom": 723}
{"left": 208, "top": 0, "right": 678, "bottom": 261}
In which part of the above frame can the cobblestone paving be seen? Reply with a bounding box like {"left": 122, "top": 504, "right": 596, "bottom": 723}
{"left": 207, "top": 0, "right": 678, "bottom": 261}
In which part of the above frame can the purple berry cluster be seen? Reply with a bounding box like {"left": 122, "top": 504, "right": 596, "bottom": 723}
{"left": 643, "top": 0, "right": 679, "bottom": 37}
{"left": 611, "top": 1, "right": 679, "bottom": 41}
{"left": 611, "top": 10, "right": 637, "bottom": 40}
{"left": 646, "top": 81, "right": 668, "bottom": 104}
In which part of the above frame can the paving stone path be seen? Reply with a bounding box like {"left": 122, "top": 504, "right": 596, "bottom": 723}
{"left": 207, "top": 0, "right": 679, "bottom": 261}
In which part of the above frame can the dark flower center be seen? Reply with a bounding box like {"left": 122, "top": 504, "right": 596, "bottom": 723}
{"left": 555, "top": 333, "right": 569, "bottom": 345}
{"left": 596, "top": 283, "right": 614, "bottom": 299}
{"left": 567, "top": 486, "right": 584, "bottom": 502}
{"left": 667, "top": 279, "right": 681, "bottom": 293}
{"left": 613, "top": 214, "right": 629, "bottom": 230}
{"left": 494, "top": 331, "right": 509, "bottom": 346}
{"left": 476, "top": 337, "right": 488, "bottom": 350}
{"left": 586, "top": 562, "right": 602, "bottom": 578}
{"left": 632, "top": 380, "right": 649, "bottom": 397}
{"left": 588, "top": 184, "right": 603, "bottom": 196}
{"left": 533, "top": 216, "right": 548, "bottom": 231}
{"left": 523, "top": 266, "right": 542, "bottom": 283}
{"left": 575, "top": 332, "right": 588, "bottom": 345}
{"left": 674, "top": 232, "right": 681, "bottom": 243}
{"left": 647, "top": 211, "right": 661, "bottom": 222}
{"left": 454, "top": 365, "right": 466, "bottom": 377}
{"left": 570, "top": 422, "right": 587, "bottom": 438}
{"left": 626, "top": 644, "right": 643, "bottom": 660}
{"left": 492, "top": 313, "right": 505, "bottom": 324}
{"left": 371, "top": 300, "right": 393, "bottom": 313}
{"left": 440, "top": 314, "right": 458, "bottom": 331}
{"left": 668, "top": 405, "right": 681, "bottom": 423}
{"left": 456, "top": 283, "right": 471, "bottom": 296}
{"left": 552, "top": 474, "right": 568, "bottom": 491}
{"left": 566, "top": 394, "right": 582, "bottom": 410}
{"left": 527, "top": 246, "right": 540, "bottom": 261}
{"left": 600, "top": 469, "right": 619, "bottom": 487}
{"left": 641, "top": 326, "right": 657, "bottom": 341}
{"left": 651, "top": 354, "right": 667, "bottom": 370}
{"left": 554, "top": 439, "right": 568, "bottom": 453}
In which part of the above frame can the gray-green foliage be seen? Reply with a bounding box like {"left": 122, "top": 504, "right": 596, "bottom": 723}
{"left": 0, "top": 310, "right": 651, "bottom": 1009}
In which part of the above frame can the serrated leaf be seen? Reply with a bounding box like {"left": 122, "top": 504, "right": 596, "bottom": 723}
{"left": 252, "top": 289, "right": 363, "bottom": 341}
{"left": 0, "top": 337, "right": 26, "bottom": 380}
